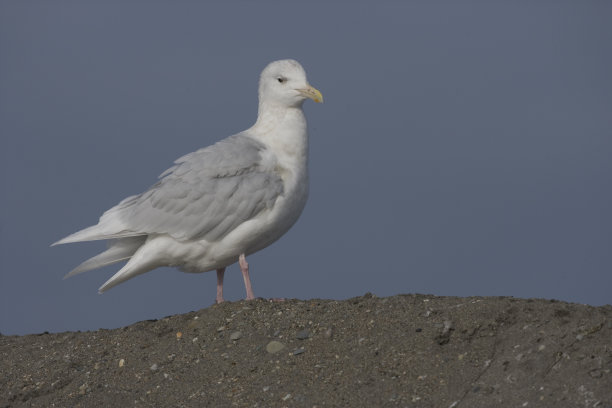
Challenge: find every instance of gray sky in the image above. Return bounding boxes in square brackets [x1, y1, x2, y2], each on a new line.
[1, 1, 611, 335]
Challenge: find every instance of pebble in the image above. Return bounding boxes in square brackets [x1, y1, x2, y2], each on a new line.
[266, 341, 285, 354]
[589, 369, 603, 378]
[324, 328, 334, 339]
[442, 321, 454, 333]
[293, 348, 305, 355]
[118, 359, 125, 367]
[230, 331, 242, 341]
[296, 329, 310, 340]
[78, 383, 88, 395]
[150, 364, 158, 371]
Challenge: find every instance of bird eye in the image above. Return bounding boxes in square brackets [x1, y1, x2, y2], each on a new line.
[277, 77, 286, 84]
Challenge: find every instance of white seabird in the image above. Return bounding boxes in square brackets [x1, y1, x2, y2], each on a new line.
[53, 59, 323, 303]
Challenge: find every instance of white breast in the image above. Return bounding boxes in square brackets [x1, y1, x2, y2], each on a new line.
[177, 106, 310, 272]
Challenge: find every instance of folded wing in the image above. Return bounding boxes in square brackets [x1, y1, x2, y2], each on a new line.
[53, 133, 284, 245]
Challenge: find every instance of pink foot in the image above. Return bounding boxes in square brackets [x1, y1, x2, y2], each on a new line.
[215, 268, 225, 304]
[239, 253, 255, 301]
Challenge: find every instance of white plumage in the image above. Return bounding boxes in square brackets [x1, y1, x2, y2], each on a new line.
[53, 59, 322, 302]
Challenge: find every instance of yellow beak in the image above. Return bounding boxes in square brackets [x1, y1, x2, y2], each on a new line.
[298, 85, 324, 103]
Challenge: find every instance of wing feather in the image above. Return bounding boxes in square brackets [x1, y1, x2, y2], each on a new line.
[109, 133, 284, 242]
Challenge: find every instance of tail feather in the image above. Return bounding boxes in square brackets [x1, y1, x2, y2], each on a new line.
[52, 195, 142, 246]
[52, 225, 144, 246]
[98, 264, 143, 293]
[64, 236, 147, 279]
[97, 235, 170, 293]
[98, 245, 159, 293]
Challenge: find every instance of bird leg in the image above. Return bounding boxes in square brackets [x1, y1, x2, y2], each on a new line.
[239, 253, 255, 300]
[215, 268, 225, 304]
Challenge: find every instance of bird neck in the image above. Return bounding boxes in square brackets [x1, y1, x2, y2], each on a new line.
[250, 102, 309, 163]
[252, 100, 307, 136]
[253, 99, 304, 130]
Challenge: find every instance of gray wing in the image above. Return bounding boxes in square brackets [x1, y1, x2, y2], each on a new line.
[113, 133, 284, 242]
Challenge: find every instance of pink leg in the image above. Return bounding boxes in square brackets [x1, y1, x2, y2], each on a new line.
[239, 253, 255, 300]
[215, 268, 225, 304]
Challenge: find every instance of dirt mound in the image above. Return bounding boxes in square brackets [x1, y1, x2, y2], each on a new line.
[2, 294, 611, 407]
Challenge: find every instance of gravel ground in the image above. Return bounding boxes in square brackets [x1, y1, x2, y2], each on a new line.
[2, 294, 611, 407]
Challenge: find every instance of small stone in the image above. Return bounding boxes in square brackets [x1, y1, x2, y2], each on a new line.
[176, 332, 182, 339]
[293, 348, 305, 355]
[263, 386, 270, 392]
[217, 326, 226, 332]
[150, 364, 158, 371]
[266, 341, 285, 354]
[230, 331, 242, 341]
[118, 359, 125, 367]
[324, 328, 333, 339]
[435, 321, 455, 345]
[589, 369, 603, 378]
[282, 393, 292, 401]
[296, 329, 310, 340]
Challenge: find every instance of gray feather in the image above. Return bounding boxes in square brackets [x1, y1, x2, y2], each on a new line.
[63, 236, 146, 278]
[111, 133, 284, 242]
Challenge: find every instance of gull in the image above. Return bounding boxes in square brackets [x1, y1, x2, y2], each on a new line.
[53, 59, 322, 303]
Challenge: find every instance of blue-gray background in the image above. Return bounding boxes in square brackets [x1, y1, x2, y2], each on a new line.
[1, 1, 611, 335]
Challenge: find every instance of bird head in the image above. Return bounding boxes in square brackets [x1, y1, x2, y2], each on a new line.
[258, 59, 323, 108]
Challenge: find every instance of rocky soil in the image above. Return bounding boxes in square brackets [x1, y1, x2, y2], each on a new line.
[1, 294, 611, 407]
